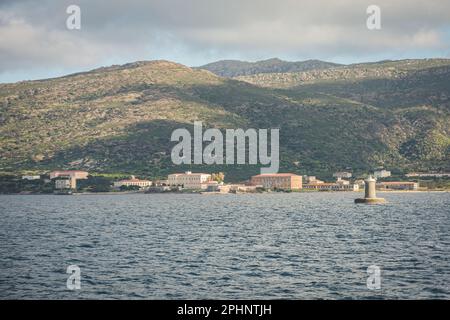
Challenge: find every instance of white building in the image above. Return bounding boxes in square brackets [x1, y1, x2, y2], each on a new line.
[336, 177, 350, 185]
[333, 171, 352, 179]
[168, 171, 211, 190]
[405, 172, 450, 178]
[113, 176, 152, 189]
[303, 176, 324, 184]
[374, 169, 391, 179]
[22, 175, 40, 180]
[55, 178, 74, 190]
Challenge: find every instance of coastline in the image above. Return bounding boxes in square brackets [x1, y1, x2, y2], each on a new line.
[1, 189, 449, 196]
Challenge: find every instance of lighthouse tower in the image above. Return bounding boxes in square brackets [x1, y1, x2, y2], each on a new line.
[355, 175, 386, 204]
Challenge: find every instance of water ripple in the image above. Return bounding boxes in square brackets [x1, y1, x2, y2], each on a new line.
[0, 192, 449, 299]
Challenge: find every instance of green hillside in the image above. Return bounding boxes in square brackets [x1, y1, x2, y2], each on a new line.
[0, 59, 449, 181]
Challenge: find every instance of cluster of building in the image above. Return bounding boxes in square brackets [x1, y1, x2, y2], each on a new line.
[109, 171, 305, 193]
[20, 167, 428, 193]
[164, 171, 258, 193]
[21, 170, 90, 192]
[160, 171, 417, 192]
[156, 171, 358, 192]
[303, 170, 417, 191]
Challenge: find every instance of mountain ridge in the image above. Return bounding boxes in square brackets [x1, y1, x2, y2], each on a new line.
[233, 58, 450, 87]
[196, 58, 341, 77]
[0, 58, 449, 180]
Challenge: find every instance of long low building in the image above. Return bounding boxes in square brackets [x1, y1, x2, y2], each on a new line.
[22, 175, 41, 180]
[405, 172, 450, 178]
[303, 182, 359, 191]
[251, 173, 302, 190]
[303, 177, 359, 191]
[377, 181, 419, 190]
[113, 176, 152, 189]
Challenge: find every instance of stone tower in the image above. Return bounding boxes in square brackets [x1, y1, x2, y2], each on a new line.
[355, 175, 385, 204]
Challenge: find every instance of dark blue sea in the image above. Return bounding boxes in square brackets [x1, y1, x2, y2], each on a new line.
[0, 192, 449, 299]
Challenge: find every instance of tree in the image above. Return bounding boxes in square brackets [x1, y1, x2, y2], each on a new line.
[211, 172, 225, 183]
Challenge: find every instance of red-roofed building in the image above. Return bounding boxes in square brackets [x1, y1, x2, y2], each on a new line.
[251, 173, 302, 190]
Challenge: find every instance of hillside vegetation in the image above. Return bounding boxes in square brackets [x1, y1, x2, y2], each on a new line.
[0, 58, 449, 180]
[197, 58, 340, 77]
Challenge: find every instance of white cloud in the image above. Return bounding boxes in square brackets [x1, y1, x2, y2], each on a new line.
[0, 0, 449, 81]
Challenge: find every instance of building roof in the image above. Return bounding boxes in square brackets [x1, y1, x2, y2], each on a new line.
[169, 172, 210, 176]
[378, 181, 416, 185]
[119, 178, 151, 183]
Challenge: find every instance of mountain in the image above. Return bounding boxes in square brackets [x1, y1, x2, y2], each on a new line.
[234, 58, 450, 88]
[0, 59, 449, 180]
[197, 58, 341, 77]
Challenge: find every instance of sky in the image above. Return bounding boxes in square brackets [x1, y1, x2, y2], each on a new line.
[0, 0, 449, 83]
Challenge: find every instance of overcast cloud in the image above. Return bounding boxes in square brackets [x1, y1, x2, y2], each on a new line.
[0, 0, 449, 82]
